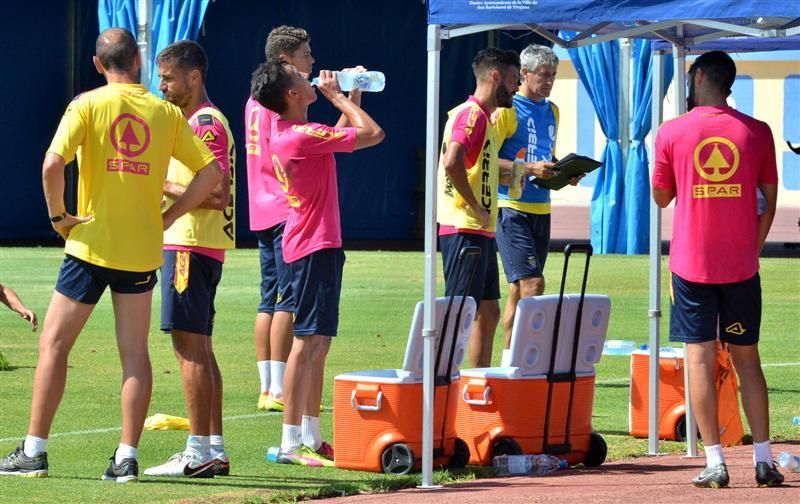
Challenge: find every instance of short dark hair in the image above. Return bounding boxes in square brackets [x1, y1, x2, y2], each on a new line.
[96, 28, 138, 73]
[156, 40, 208, 82]
[265, 26, 310, 60]
[251, 58, 295, 114]
[472, 47, 520, 79]
[689, 50, 737, 95]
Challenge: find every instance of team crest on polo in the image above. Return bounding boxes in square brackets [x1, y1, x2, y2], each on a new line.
[692, 137, 741, 199]
[107, 113, 151, 175]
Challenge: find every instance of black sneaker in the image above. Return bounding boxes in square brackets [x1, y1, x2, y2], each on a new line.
[102, 450, 138, 483]
[0, 445, 48, 478]
[692, 463, 729, 488]
[755, 462, 784, 487]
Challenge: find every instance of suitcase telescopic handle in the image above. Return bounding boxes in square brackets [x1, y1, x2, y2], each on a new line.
[350, 390, 383, 412]
[564, 242, 593, 258]
[461, 384, 492, 406]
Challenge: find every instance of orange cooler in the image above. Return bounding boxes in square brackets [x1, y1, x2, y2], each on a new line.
[629, 345, 744, 446]
[455, 368, 599, 466]
[333, 296, 475, 473]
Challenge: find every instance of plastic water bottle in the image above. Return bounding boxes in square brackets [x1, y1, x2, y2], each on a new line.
[777, 452, 800, 472]
[602, 340, 637, 356]
[507, 148, 527, 200]
[312, 71, 385, 92]
[492, 454, 567, 476]
[792, 415, 799, 426]
[266, 446, 281, 462]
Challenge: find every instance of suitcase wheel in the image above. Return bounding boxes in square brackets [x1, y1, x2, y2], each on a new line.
[449, 438, 470, 469]
[583, 432, 607, 467]
[490, 437, 522, 459]
[381, 443, 415, 475]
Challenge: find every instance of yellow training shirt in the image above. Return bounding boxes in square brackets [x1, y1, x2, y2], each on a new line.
[47, 83, 216, 272]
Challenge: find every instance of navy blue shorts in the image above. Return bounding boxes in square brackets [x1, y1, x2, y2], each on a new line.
[289, 248, 345, 337]
[439, 232, 500, 305]
[495, 208, 550, 284]
[160, 250, 222, 336]
[256, 223, 294, 314]
[55, 254, 157, 305]
[669, 272, 761, 346]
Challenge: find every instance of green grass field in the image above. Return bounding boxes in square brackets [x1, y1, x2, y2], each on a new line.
[0, 247, 797, 503]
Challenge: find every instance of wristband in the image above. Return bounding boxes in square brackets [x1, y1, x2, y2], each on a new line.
[49, 212, 67, 223]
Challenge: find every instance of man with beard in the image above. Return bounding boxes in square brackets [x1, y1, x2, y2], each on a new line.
[437, 47, 520, 367]
[143, 40, 235, 479]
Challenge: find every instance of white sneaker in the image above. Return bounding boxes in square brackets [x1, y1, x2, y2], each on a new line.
[143, 452, 215, 478]
[211, 452, 230, 476]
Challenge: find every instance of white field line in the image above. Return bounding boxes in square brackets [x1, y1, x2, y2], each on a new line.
[2, 361, 798, 443]
[0, 411, 282, 444]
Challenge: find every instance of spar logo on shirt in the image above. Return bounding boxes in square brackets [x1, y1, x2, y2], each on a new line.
[107, 113, 151, 175]
[692, 137, 741, 198]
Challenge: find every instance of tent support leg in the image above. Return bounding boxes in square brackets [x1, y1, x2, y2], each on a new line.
[647, 50, 665, 457]
[420, 23, 442, 490]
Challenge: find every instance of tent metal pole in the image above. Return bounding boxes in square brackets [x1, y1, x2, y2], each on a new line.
[137, 0, 152, 87]
[647, 49, 665, 456]
[419, 23, 442, 490]
[672, 34, 699, 458]
[619, 38, 631, 176]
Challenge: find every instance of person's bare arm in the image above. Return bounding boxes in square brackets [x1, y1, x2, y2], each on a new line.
[0, 284, 38, 331]
[42, 152, 92, 239]
[443, 142, 490, 229]
[163, 169, 230, 211]
[652, 187, 676, 208]
[162, 161, 223, 230]
[757, 183, 777, 251]
[317, 70, 384, 150]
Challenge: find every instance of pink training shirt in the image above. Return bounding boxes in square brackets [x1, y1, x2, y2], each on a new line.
[652, 105, 778, 284]
[164, 101, 231, 263]
[439, 96, 494, 238]
[245, 97, 291, 231]
[270, 119, 357, 263]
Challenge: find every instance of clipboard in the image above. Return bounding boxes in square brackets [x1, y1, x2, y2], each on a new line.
[532, 153, 601, 190]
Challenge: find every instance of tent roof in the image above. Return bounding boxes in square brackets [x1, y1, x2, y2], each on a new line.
[651, 35, 800, 53]
[427, 1, 799, 47]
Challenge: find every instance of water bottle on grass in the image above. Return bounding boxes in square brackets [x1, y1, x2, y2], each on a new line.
[493, 454, 567, 476]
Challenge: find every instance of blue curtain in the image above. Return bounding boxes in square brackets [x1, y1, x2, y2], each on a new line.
[98, 0, 210, 93]
[98, 0, 137, 33]
[564, 32, 623, 254]
[620, 40, 673, 254]
[147, 0, 211, 92]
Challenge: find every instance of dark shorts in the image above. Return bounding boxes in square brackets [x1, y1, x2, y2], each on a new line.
[669, 272, 761, 345]
[55, 254, 157, 305]
[495, 208, 550, 284]
[289, 248, 345, 337]
[439, 232, 500, 305]
[256, 223, 294, 314]
[160, 250, 222, 336]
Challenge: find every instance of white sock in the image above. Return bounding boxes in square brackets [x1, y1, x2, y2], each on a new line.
[186, 435, 211, 461]
[281, 424, 302, 452]
[23, 435, 47, 457]
[258, 360, 271, 394]
[753, 440, 773, 465]
[210, 435, 225, 457]
[269, 361, 287, 398]
[704, 444, 724, 467]
[115, 443, 137, 464]
[302, 415, 322, 450]
[501, 348, 512, 366]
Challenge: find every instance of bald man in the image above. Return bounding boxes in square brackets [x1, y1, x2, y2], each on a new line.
[0, 28, 221, 482]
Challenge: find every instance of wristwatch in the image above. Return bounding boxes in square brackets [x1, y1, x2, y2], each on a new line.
[49, 212, 67, 223]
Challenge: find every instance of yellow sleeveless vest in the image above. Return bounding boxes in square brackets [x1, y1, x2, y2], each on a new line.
[437, 101, 499, 232]
[164, 106, 236, 249]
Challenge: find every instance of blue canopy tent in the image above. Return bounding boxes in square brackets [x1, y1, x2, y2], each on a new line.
[421, 1, 800, 487]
